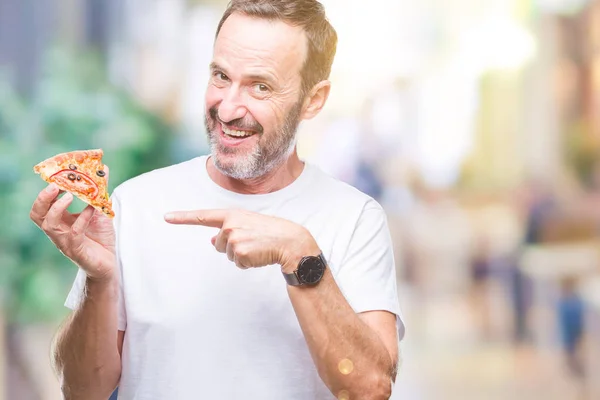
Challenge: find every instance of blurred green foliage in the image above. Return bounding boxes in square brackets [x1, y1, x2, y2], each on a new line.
[0, 46, 173, 324]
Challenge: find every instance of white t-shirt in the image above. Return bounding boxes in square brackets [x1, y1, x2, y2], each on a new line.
[65, 156, 404, 400]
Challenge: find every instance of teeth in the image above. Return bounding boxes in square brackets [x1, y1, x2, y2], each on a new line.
[222, 125, 254, 137]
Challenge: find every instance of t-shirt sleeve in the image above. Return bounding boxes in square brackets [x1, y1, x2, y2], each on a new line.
[334, 199, 405, 340]
[63, 192, 127, 331]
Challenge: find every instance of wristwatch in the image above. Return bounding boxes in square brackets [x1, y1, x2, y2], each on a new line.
[283, 252, 327, 286]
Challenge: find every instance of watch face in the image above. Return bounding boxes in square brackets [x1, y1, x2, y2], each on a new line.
[297, 256, 326, 285]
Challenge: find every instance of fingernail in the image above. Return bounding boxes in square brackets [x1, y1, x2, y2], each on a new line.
[164, 213, 174, 221]
[62, 192, 73, 202]
[46, 183, 57, 193]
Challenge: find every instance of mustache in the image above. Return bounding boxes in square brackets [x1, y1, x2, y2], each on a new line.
[208, 107, 264, 134]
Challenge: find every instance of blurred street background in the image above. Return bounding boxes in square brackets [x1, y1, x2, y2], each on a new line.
[1, 0, 600, 399]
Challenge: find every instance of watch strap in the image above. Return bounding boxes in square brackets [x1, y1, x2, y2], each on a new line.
[283, 270, 302, 286]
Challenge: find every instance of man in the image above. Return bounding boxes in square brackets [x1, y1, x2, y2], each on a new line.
[29, 1, 404, 399]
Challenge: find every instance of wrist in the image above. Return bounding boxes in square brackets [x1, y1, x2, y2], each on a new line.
[82, 260, 117, 283]
[280, 231, 320, 274]
[84, 266, 117, 288]
[84, 273, 119, 302]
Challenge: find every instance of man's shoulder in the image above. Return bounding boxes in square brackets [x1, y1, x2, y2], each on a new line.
[309, 163, 379, 209]
[112, 156, 204, 199]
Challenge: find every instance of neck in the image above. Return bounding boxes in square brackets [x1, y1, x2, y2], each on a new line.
[206, 151, 305, 195]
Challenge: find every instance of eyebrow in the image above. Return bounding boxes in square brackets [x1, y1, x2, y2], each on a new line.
[209, 62, 224, 72]
[209, 62, 277, 85]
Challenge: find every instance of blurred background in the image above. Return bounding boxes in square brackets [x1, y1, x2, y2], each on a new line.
[1, 0, 600, 399]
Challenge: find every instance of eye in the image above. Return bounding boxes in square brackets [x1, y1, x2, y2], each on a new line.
[213, 71, 229, 82]
[253, 83, 270, 94]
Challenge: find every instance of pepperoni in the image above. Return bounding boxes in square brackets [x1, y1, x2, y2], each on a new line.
[49, 169, 99, 199]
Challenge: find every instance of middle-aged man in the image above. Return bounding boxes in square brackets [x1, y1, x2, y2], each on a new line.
[30, 0, 405, 399]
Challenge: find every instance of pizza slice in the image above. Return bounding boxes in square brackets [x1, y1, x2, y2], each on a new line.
[33, 149, 115, 218]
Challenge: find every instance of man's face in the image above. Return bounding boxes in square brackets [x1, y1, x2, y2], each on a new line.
[205, 13, 308, 180]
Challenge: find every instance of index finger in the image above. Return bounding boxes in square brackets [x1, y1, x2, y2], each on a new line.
[164, 209, 228, 228]
[30, 183, 61, 224]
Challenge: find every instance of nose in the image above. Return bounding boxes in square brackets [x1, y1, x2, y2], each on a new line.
[217, 86, 247, 123]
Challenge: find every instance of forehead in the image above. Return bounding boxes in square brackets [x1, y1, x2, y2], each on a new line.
[214, 13, 307, 81]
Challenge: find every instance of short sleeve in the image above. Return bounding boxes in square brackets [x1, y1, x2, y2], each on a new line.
[63, 192, 127, 331]
[335, 200, 405, 340]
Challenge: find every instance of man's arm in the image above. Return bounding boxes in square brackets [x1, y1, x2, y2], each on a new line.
[164, 206, 401, 398]
[29, 180, 125, 399]
[52, 276, 123, 400]
[287, 267, 398, 400]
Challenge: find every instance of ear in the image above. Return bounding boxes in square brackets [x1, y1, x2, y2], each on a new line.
[301, 80, 331, 120]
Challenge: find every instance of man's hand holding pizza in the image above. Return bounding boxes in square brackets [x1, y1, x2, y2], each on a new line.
[30, 165, 116, 282]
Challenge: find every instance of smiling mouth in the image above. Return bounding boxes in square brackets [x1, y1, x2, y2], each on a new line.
[221, 124, 257, 138]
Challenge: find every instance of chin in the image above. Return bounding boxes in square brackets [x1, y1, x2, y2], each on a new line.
[212, 152, 263, 180]
[209, 138, 297, 181]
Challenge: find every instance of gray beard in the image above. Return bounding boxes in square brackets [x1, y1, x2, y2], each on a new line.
[209, 134, 297, 180]
[205, 100, 303, 180]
